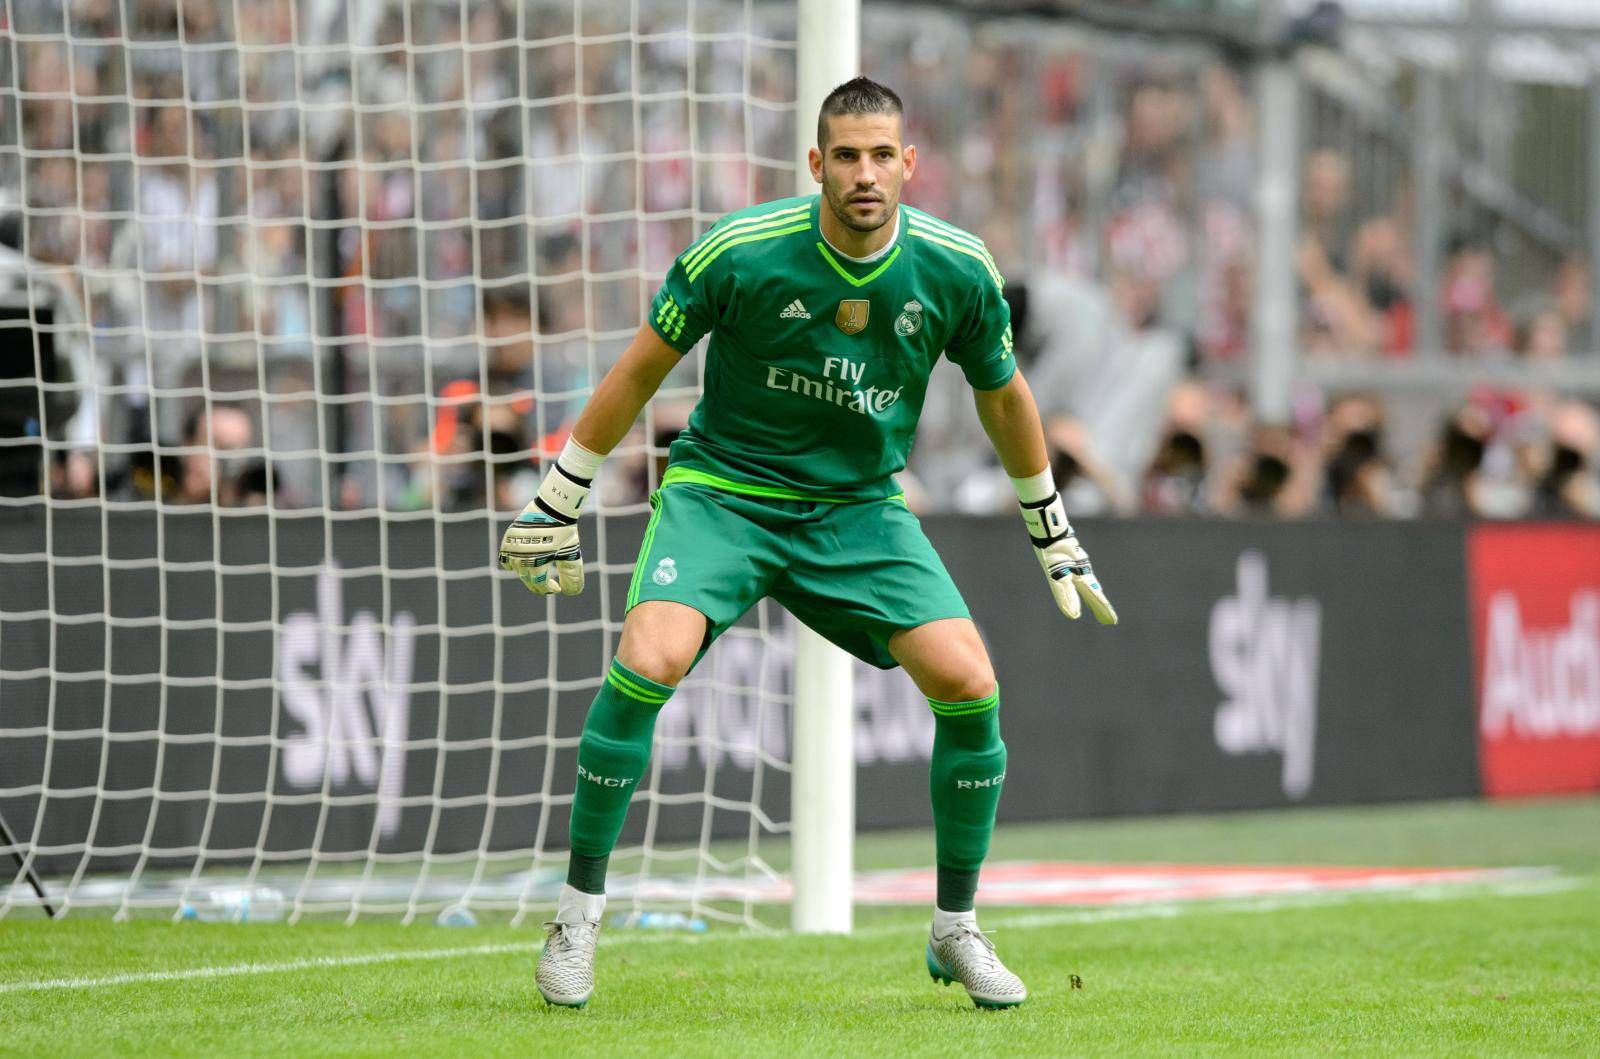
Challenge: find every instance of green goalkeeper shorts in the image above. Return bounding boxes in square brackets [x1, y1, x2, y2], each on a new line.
[626, 479, 971, 670]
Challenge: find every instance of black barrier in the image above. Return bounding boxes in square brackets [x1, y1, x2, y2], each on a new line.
[0, 508, 1480, 872]
[948, 517, 1481, 822]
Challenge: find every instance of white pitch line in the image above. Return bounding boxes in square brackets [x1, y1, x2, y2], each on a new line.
[0, 941, 538, 995]
[2, 875, 1582, 996]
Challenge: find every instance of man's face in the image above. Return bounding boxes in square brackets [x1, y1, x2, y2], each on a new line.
[810, 112, 915, 233]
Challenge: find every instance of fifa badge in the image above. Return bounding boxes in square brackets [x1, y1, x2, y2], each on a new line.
[894, 299, 923, 337]
[834, 299, 870, 335]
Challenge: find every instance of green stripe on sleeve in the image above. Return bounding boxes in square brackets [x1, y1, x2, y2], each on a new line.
[904, 208, 1002, 269]
[680, 203, 812, 273]
[686, 223, 811, 282]
[907, 226, 1005, 290]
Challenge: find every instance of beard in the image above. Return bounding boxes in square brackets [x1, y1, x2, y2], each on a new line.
[823, 179, 895, 233]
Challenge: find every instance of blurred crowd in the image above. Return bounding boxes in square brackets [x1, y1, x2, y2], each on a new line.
[906, 272, 1600, 521]
[3, 0, 1598, 519]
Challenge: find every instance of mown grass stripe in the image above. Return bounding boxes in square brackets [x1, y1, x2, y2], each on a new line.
[2, 875, 1579, 998]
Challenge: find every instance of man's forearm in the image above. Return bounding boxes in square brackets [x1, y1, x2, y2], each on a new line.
[972, 372, 1050, 479]
[977, 372, 1119, 624]
[567, 324, 685, 456]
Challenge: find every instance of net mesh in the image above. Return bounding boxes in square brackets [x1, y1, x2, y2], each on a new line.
[0, 0, 816, 926]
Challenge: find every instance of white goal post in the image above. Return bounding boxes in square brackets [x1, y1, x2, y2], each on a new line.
[789, 0, 858, 936]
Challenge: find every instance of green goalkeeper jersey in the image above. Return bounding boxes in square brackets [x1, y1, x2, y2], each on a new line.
[647, 194, 1014, 502]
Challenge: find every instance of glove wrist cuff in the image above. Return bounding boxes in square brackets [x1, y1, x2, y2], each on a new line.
[1019, 492, 1072, 547]
[534, 463, 589, 524]
[556, 436, 605, 480]
[1009, 466, 1057, 505]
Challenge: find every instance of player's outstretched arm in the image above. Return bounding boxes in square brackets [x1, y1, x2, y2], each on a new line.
[499, 324, 683, 595]
[972, 372, 1118, 625]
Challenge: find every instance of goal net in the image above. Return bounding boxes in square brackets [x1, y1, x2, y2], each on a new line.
[0, 0, 844, 926]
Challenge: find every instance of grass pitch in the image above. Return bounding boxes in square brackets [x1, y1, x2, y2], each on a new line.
[3, 798, 1598, 1057]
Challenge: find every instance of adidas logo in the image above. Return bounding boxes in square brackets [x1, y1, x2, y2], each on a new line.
[779, 299, 811, 320]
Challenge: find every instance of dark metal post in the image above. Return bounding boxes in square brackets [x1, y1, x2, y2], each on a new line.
[318, 138, 349, 504]
[0, 810, 56, 918]
[1251, 0, 1300, 425]
[1413, 71, 1446, 360]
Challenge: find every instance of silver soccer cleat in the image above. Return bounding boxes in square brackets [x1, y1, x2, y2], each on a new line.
[926, 923, 1028, 1009]
[537, 913, 601, 1008]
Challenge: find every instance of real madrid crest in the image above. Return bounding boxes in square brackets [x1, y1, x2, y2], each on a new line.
[894, 299, 923, 337]
[834, 299, 870, 335]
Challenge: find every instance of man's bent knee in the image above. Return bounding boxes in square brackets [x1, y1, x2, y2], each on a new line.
[888, 618, 997, 704]
[926, 670, 999, 706]
[616, 601, 706, 686]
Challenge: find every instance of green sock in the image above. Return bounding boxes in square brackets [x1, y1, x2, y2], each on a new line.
[926, 688, 1005, 914]
[935, 865, 981, 913]
[566, 852, 610, 895]
[566, 659, 675, 895]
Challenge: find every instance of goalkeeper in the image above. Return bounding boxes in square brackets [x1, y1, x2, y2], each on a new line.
[500, 77, 1117, 1012]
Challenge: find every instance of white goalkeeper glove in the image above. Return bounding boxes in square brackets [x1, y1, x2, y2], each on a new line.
[1018, 487, 1118, 625]
[499, 440, 600, 596]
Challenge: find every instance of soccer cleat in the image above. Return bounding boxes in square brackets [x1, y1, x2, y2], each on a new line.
[925, 923, 1028, 1009]
[536, 913, 601, 1008]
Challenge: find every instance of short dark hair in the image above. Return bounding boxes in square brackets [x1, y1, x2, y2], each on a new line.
[817, 76, 903, 147]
